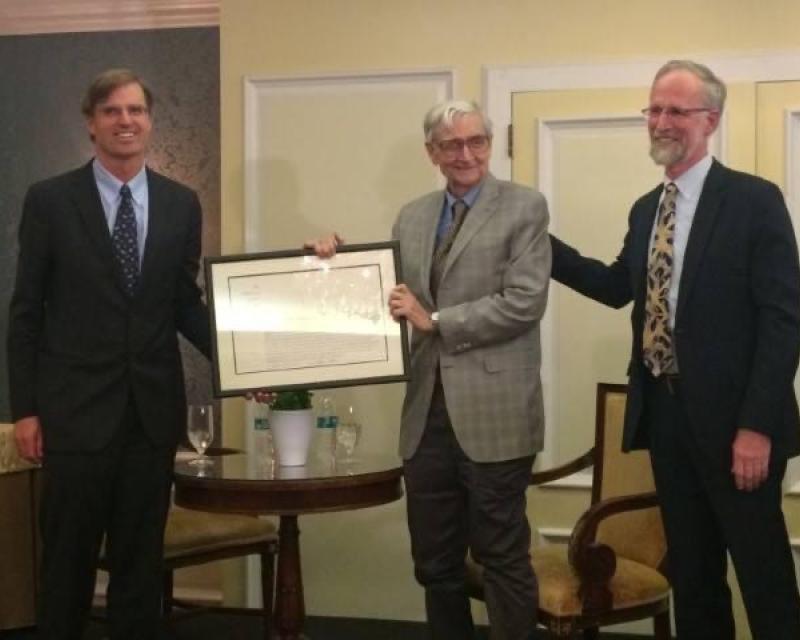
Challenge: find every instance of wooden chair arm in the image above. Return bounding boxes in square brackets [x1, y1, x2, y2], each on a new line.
[530, 448, 595, 486]
[566, 491, 660, 614]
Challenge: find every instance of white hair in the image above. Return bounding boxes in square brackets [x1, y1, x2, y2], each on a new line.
[423, 100, 493, 143]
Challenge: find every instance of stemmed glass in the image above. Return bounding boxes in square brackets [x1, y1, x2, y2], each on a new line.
[336, 405, 362, 462]
[187, 404, 214, 466]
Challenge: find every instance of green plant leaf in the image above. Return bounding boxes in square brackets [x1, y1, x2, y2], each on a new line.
[269, 390, 312, 410]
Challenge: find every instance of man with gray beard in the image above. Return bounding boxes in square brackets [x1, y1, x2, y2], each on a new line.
[550, 60, 800, 639]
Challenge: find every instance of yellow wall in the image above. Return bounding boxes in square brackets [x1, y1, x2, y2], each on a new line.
[222, 0, 800, 256]
[220, 0, 800, 632]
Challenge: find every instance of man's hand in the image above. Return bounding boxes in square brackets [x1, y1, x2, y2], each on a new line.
[731, 428, 771, 491]
[303, 233, 343, 259]
[14, 416, 43, 464]
[389, 284, 434, 332]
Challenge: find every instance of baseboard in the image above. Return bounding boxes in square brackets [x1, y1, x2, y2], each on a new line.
[93, 575, 222, 607]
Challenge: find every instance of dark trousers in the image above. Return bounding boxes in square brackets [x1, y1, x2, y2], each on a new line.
[646, 375, 800, 640]
[404, 383, 537, 640]
[38, 399, 175, 640]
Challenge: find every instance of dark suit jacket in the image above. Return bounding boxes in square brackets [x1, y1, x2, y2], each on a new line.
[7, 161, 211, 452]
[551, 159, 800, 462]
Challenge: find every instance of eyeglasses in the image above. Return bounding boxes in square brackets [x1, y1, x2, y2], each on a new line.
[641, 106, 714, 120]
[432, 135, 491, 155]
[98, 105, 149, 118]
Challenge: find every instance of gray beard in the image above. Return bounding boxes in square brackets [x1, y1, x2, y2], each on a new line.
[649, 139, 684, 167]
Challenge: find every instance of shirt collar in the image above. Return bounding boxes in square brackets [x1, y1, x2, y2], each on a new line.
[667, 154, 713, 201]
[445, 181, 483, 210]
[92, 158, 147, 205]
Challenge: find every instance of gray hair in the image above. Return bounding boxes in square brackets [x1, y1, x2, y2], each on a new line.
[653, 60, 727, 113]
[423, 100, 493, 143]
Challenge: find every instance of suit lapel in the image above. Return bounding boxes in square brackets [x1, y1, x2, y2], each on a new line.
[630, 186, 662, 303]
[139, 169, 171, 293]
[675, 160, 726, 321]
[70, 162, 117, 268]
[417, 192, 442, 307]
[441, 175, 499, 279]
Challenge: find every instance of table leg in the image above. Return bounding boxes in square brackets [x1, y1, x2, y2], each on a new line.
[274, 514, 306, 639]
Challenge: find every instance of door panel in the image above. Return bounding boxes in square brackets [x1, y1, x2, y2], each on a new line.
[513, 87, 657, 467]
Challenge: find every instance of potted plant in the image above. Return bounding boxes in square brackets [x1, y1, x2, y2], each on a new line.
[268, 390, 314, 466]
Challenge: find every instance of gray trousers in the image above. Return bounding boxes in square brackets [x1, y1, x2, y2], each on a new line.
[404, 383, 537, 640]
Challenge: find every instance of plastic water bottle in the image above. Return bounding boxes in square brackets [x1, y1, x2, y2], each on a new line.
[252, 400, 273, 463]
[338, 404, 362, 461]
[316, 395, 339, 460]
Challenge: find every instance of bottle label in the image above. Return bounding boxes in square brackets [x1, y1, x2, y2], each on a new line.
[316, 416, 339, 429]
[254, 417, 270, 431]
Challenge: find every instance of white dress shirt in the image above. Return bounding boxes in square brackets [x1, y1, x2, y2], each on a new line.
[648, 153, 714, 332]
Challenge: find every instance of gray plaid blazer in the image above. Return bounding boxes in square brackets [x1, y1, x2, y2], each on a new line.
[392, 174, 551, 462]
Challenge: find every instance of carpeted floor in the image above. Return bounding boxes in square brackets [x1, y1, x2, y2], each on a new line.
[0, 614, 655, 639]
[1, 615, 487, 640]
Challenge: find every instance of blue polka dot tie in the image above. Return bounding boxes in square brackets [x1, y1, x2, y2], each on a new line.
[112, 184, 139, 296]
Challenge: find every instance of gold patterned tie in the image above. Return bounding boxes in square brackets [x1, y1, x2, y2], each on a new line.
[430, 199, 468, 300]
[643, 182, 678, 376]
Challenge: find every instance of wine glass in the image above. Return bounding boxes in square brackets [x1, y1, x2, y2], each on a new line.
[187, 404, 214, 466]
[337, 405, 361, 462]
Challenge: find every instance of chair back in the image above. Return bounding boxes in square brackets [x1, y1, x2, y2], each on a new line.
[592, 384, 667, 571]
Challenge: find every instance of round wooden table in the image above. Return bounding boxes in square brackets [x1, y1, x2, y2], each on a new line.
[173, 453, 403, 639]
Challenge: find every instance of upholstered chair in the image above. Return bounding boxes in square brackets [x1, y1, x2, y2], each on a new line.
[0, 423, 40, 632]
[98, 505, 278, 639]
[466, 383, 671, 639]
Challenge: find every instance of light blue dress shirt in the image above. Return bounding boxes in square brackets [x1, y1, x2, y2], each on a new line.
[93, 159, 149, 265]
[436, 181, 484, 245]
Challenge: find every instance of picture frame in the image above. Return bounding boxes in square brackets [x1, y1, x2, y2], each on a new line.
[205, 241, 410, 396]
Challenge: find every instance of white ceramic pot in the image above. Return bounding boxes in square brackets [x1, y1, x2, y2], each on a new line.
[270, 409, 314, 466]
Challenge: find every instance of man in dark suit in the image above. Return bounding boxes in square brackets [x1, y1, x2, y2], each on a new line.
[7, 69, 210, 640]
[551, 60, 800, 639]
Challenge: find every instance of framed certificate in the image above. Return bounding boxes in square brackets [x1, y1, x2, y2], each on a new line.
[205, 241, 410, 396]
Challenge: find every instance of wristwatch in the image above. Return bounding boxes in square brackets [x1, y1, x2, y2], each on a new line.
[430, 311, 440, 333]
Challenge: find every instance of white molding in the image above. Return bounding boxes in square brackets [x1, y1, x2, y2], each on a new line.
[540, 471, 593, 490]
[94, 574, 221, 605]
[785, 108, 800, 497]
[537, 114, 647, 235]
[0, 0, 219, 35]
[536, 113, 725, 217]
[486, 51, 800, 180]
[533, 115, 636, 470]
[537, 526, 572, 545]
[786, 480, 800, 496]
[786, 109, 800, 214]
[242, 68, 454, 252]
